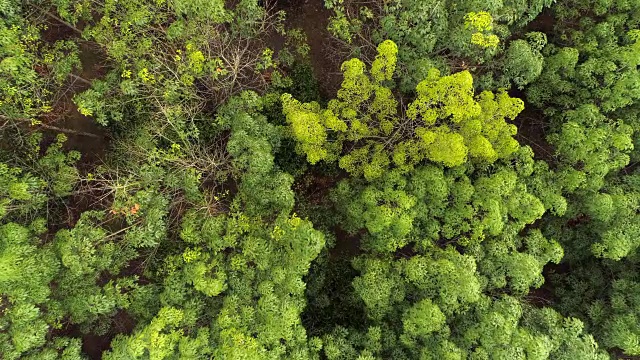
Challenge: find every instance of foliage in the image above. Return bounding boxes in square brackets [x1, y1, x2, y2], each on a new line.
[324, 0, 553, 90]
[3, 0, 640, 358]
[522, 1, 640, 355]
[282, 40, 523, 180]
[0, 222, 59, 359]
[0, 12, 81, 126]
[71, 0, 284, 128]
[103, 204, 326, 358]
[218, 91, 295, 216]
[0, 133, 80, 221]
[0, 161, 46, 219]
[500, 33, 547, 89]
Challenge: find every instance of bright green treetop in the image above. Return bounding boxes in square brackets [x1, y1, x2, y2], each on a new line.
[282, 40, 523, 180]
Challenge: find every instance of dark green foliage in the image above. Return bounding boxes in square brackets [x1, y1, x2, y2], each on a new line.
[0, 222, 59, 358]
[219, 91, 295, 216]
[288, 62, 322, 104]
[551, 258, 640, 356]
[500, 33, 546, 89]
[520, 0, 640, 355]
[325, 0, 552, 91]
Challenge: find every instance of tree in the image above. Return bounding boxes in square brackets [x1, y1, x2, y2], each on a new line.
[522, 2, 640, 355]
[0, 6, 81, 132]
[3, 0, 640, 358]
[324, 0, 553, 91]
[70, 0, 285, 128]
[282, 40, 523, 180]
[0, 222, 60, 359]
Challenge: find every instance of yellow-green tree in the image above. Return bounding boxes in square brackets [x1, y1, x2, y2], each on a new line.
[282, 40, 523, 180]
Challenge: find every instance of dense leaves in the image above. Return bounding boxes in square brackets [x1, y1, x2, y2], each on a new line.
[2, 0, 640, 358]
[282, 41, 523, 179]
[325, 0, 551, 90]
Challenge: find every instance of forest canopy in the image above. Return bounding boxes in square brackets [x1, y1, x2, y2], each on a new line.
[1, 0, 640, 359]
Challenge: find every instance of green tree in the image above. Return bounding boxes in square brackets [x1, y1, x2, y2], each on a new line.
[324, 0, 553, 90]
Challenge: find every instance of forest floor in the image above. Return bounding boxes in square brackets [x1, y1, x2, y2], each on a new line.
[509, 9, 556, 162]
[275, 0, 343, 97]
[41, 21, 108, 168]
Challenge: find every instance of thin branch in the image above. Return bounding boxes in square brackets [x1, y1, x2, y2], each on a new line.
[37, 123, 102, 138]
[42, 10, 83, 34]
[69, 73, 93, 86]
[0, 115, 102, 138]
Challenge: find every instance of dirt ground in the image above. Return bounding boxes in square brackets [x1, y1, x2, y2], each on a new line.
[276, 0, 343, 97]
[41, 21, 109, 169]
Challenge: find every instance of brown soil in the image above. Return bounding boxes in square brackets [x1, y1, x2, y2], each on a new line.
[60, 41, 109, 169]
[40, 21, 110, 170]
[513, 108, 555, 161]
[52, 311, 136, 359]
[276, 0, 343, 97]
[330, 227, 364, 258]
[614, 351, 640, 360]
[525, 283, 555, 307]
[526, 8, 556, 34]
[508, 86, 556, 162]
